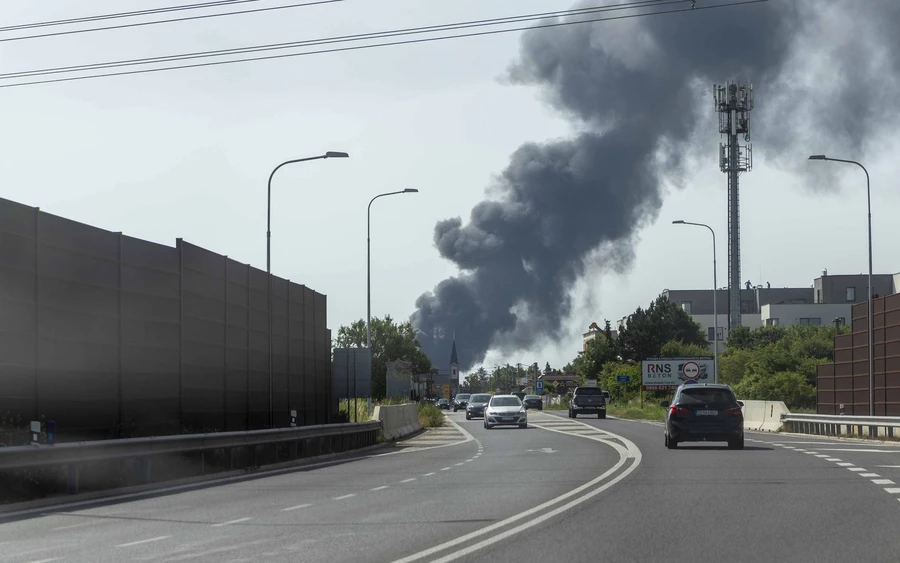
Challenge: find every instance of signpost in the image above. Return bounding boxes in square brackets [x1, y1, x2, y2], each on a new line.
[616, 375, 631, 383]
[535, 380, 544, 394]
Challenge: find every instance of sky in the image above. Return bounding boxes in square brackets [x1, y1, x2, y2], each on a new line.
[2, 0, 900, 381]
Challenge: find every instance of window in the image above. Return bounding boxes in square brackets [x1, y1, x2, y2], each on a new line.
[846, 287, 856, 301]
[836, 317, 846, 327]
[681, 302, 692, 314]
[717, 327, 724, 341]
[708, 327, 715, 341]
[799, 318, 822, 326]
[816, 289, 821, 303]
[766, 318, 779, 326]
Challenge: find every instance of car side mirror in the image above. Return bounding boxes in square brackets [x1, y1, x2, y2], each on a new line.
[737, 401, 744, 407]
[660, 401, 670, 408]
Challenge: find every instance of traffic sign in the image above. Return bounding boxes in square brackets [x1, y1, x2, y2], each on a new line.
[616, 374, 631, 383]
[681, 361, 701, 382]
[535, 380, 544, 393]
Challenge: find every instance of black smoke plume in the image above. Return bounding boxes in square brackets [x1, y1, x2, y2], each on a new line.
[412, 0, 900, 370]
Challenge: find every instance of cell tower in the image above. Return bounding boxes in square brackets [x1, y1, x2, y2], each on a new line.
[714, 81, 753, 330]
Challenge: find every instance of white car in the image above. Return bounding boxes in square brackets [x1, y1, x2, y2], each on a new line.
[484, 395, 527, 429]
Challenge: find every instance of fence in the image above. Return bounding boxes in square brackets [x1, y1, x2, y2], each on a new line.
[781, 413, 900, 439]
[0, 196, 332, 440]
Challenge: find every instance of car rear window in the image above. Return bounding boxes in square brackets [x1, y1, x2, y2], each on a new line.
[524, 395, 540, 400]
[575, 388, 604, 395]
[470, 394, 491, 402]
[456, 394, 470, 400]
[491, 397, 521, 407]
[678, 388, 735, 405]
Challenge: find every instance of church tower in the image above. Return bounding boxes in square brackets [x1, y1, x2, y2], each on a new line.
[449, 334, 460, 387]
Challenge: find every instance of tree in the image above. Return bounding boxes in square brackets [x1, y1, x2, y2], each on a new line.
[578, 336, 618, 381]
[461, 367, 490, 393]
[616, 295, 707, 362]
[544, 362, 552, 375]
[334, 315, 433, 399]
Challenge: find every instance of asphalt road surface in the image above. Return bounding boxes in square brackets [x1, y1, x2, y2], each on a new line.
[1, 410, 899, 563]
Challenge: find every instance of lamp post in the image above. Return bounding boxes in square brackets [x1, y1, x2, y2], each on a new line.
[809, 154, 874, 416]
[672, 220, 718, 384]
[266, 151, 348, 428]
[367, 188, 418, 385]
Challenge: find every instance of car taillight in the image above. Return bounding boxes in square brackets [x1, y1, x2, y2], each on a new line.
[670, 405, 690, 415]
[724, 406, 742, 416]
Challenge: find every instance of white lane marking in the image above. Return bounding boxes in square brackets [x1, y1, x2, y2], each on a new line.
[423, 472, 436, 477]
[795, 449, 806, 452]
[860, 473, 880, 477]
[815, 455, 829, 458]
[24, 559, 59, 563]
[212, 517, 251, 527]
[467, 459, 475, 462]
[771, 443, 783, 446]
[117, 536, 170, 547]
[163, 539, 268, 560]
[400, 478, 417, 483]
[872, 479, 896, 485]
[804, 451, 818, 455]
[454, 463, 464, 466]
[372, 417, 475, 458]
[334, 494, 356, 500]
[826, 458, 842, 462]
[847, 468, 867, 472]
[394, 425, 641, 563]
[875, 465, 900, 468]
[836, 462, 854, 467]
[282, 503, 312, 511]
[885, 488, 900, 494]
[371, 486, 390, 491]
[440, 467, 451, 471]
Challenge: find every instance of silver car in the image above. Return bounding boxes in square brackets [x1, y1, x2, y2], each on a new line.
[484, 395, 527, 429]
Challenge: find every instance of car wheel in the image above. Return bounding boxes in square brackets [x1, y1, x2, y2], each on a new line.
[466, 413, 471, 420]
[571, 412, 577, 418]
[666, 433, 678, 449]
[484, 422, 492, 429]
[728, 435, 744, 450]
[598, 412, 606, 419]
[519, 423, 527, 429]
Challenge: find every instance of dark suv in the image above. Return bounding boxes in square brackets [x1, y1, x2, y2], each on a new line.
[569, 387, 606, 419]
[452, 394, 471, 412]
[661, 383, 744, 450]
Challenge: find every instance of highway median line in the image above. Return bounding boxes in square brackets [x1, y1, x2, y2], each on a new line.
[391, 421, 642, 563]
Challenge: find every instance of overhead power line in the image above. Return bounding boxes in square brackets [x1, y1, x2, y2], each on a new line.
[0, 0, 769, 89]
[0, 0, 259, 32]
[0, 0, 345, 43]
[0, 0, 681, 80]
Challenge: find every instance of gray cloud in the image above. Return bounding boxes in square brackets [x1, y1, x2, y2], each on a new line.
[412, 0, 900, 369]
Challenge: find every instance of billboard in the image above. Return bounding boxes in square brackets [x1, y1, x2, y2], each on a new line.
[641, 357, 714, 390]
[332, 348, 372, 399]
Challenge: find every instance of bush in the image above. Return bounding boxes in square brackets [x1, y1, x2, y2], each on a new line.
[417, 404, 444, 428]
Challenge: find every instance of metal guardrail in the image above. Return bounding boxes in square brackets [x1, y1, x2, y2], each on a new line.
[780, 413, 900, 438]
[0, 421, 381, 495]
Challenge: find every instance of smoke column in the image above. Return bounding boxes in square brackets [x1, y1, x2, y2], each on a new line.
[411, 0, 900, 369]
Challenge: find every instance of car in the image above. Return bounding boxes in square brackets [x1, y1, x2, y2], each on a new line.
[484, 395, 527, 429]
[452, 393, 471, 412]
[522, 394, 543, 410]
[569, 386, 606, 419]
[465, 393, 492, 420]
[661, 383, 744, 450]
[437, 398, 450, 410]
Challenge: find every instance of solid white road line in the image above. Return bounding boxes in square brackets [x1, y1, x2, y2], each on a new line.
[116, 536, 170, 547]
[212, 517, 251, 527]
[392, 423, 641, 563]
[281, 503, 312, 511]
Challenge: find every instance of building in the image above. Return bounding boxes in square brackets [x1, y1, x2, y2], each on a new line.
[582, 321, 618, 352]
[658, 271, 899, 352]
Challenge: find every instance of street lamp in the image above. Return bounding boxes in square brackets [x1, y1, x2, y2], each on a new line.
[672, 220, 719, 384]
[809, 154, 874, 416]
[367, 188, 418, 373]
[266, 151, 348, 427]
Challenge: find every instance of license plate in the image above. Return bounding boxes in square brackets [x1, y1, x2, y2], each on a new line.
[502, 417, 513, 421]
[696, 410, 718, 416]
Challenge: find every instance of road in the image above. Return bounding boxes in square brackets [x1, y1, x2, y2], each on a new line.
[0, 410, 899, 562]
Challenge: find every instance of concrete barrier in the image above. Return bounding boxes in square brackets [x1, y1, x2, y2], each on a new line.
[372, 403, 423, 441]
[739, 400, 789, 432]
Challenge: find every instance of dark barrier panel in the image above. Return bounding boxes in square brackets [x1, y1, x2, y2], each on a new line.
[0, 197, 331, 441]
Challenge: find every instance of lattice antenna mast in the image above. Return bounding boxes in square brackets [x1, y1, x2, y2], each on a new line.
[714, 81, 753, 330]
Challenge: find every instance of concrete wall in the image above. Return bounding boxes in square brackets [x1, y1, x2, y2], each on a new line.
[761, 303, 853, 327]
[372, 403, 422, 440]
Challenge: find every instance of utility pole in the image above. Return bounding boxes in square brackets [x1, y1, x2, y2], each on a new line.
[714, 82, 753, 331]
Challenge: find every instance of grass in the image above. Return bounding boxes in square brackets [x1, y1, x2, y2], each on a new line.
[417, 404, 444, 428]
[606, 400, 667, 422]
